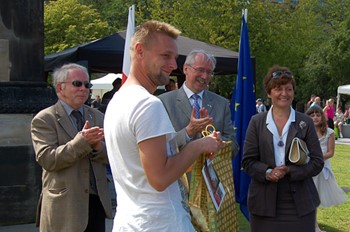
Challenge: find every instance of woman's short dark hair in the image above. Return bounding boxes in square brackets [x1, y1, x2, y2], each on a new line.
[263, 65, 296, 94]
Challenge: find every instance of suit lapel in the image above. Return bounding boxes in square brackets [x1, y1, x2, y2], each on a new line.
[285, 116, 299, 153]
[84, 106, 94, 127]
[176, 87, 193, 120]
[263, 114, 276, 163]
[202, 90, 214, 115]
[55, 102, 78, 138]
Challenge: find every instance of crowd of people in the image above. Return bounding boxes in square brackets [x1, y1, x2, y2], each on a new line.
[30, 19, 348, 232]
[305, 94, 350, 138]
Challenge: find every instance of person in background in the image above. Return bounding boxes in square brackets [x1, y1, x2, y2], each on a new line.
[334, 106, 344, 138]
[306, 106, 348, 232]
[263, 99, 270, 111]
[256, 98, 267, 113]
[102, 78, 121, 105]
[343, 105, 350, 123]
[91, 95, 101, 108]
[104, 20, 225, 231]
[323, 98, 335, 129]
[153, 87, 167, 96]
[31, 63, 112, 232]
[337, 105, 350, 138]
[310, 96, 321, 108]
[242, 65, 324, 232]
[99, 78, 122, 113]
[165, 78, 177, 92]
[307, 94, 316, 108]
[158, 49, 239, 181]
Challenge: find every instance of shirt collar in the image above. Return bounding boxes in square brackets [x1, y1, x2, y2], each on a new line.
[182, 81, 204, 99]
[59, 99, 84, 116]
[266, 105, 296, 125]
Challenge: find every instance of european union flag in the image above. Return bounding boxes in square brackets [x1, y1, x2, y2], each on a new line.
[230, 13, 256, 221]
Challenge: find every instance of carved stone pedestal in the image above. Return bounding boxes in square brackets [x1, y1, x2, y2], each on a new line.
[0, 83, 57, 225]
[0, 0, 58, 225]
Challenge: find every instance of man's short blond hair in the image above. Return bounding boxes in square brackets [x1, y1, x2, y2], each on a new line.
[130, 20, 181, 57]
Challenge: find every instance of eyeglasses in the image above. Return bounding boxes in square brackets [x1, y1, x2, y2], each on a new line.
[62, 80, 93, 89]
[187, 64, 214, 77]
[271, 71, 294, 79]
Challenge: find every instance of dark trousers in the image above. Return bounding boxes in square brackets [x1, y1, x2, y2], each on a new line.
[328, 118, 334, 129]
[85, 194, 106, 232]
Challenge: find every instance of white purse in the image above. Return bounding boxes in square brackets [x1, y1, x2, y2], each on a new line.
[288, 137, 310, 165]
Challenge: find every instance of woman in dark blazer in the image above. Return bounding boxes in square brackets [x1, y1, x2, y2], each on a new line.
[242, 65, 324, 232]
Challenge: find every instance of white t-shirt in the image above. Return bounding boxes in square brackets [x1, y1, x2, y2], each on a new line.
[104, 85, 194, 232]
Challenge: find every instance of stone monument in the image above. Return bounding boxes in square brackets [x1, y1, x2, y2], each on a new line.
[0, 1, 57, 225]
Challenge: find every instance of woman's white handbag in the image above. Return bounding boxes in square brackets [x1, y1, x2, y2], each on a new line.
[288, 137, 310, 165]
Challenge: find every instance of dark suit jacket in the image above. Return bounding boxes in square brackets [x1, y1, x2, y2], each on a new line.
[31, 101, 112, 232]
[242, 111, 324, 217]
[159, 86, 239, 155]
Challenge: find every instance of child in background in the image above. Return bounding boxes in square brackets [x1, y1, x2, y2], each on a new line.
[333, 106, 344, 138]
[306, 106, 348, 232]
[323, 98, 335, 129]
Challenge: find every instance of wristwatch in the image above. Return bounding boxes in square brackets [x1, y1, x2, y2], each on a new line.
[265, 168, 273, 180]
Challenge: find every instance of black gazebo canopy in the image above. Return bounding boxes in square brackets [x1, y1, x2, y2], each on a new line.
[45, 30, 242, 77]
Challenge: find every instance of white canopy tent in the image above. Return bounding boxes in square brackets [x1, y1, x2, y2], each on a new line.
[336, 84, 350, 109]
[91, 73, 122, 98]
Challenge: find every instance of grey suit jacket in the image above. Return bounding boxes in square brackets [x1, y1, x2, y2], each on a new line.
[242, 111, 324, 217]
[31, 101, 112, 232]
[159, 86, 239, 155]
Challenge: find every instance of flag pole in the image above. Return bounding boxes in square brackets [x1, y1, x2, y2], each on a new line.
[243, 9, 248, 22]
[230, 8, 256, 221]
[121, 5, 135, 85]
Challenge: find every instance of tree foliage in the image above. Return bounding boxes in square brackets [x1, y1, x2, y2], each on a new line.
[300, 0, 350, 104]
[44, 0, 109, 55]
[44, 0, 350, 104]
[77, 0, 134, 32]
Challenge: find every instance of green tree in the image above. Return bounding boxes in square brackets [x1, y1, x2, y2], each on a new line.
[77, 0, 135, 32]
[300, 0, 350, 103]
[44, 0, 350, 103]
[303, 13, 350, 103]
[44, 0, 109, 55]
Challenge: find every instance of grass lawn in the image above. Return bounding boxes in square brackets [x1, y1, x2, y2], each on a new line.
[236, 144, 350, 232]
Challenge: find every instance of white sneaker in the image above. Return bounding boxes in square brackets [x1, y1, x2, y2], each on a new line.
[340, 132, 343, 138]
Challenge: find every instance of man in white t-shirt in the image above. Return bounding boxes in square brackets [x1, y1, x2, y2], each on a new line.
[104, 20, 225, 231]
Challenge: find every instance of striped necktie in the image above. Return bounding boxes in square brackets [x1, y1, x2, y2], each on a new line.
[192, 94, 201, 119]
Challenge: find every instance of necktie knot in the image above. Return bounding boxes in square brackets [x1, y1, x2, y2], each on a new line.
[192, 94, 201, 119]
[71, 110, 84, 131]
[192, 94, 200, 101]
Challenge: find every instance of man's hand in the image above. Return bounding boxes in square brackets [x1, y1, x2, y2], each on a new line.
[185, 108, 213, 138]
[205, 131, 225, 159]
[81, 121, 104, 150]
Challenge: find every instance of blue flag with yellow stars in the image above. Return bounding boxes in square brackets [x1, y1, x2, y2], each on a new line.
[229, 13, 256, 221]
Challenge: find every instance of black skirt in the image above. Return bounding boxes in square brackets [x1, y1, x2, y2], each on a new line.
[250, 178, 316, 232]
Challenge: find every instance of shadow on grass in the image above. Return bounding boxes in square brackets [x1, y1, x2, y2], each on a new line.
[319, 223, 346, 232]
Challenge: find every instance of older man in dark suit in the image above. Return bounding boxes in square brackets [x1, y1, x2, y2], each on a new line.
[31, 63, 112, 232]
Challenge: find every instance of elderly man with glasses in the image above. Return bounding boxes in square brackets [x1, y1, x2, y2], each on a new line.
[31, 63, 112, 232]
[159, 49, 239, 179]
